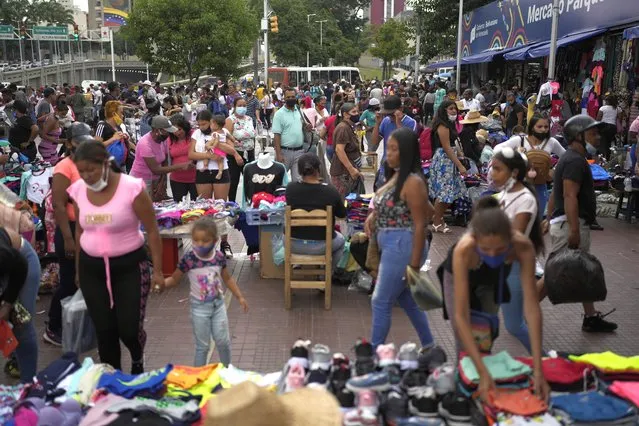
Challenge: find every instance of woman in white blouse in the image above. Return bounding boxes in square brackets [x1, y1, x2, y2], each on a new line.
[596, 94, 620, 160]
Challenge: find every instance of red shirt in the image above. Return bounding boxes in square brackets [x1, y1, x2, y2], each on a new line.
[325, 115, 337, 146]
[168, 131, 196, 183]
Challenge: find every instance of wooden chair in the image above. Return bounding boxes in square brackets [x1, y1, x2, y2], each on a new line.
[284, 205, 333, 310]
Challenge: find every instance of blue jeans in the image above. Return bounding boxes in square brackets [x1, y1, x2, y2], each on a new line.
[290, 232, 345, 271]
[191, 297, 231, 367]
[371, 228, 434, 348]
[15, 240, 40, 383]
[535, 184, 548, 219]
[500, 261, 532, 353]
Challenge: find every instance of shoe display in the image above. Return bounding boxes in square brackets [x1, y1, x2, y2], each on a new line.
[285, 364, 305, 392]
[310, 343, 332, 372]
[288, 339, 311, 370]
[401, 369, 429, 395]
[398, 342, 419, 371]
[396, 417, 445, 426]
[427, 365, 456, 396]
[343, 408, 379, 426]
[354, 339, 376, 376]
[358, 390, 379, 415]
[408, 386, 439, 418]
[418, 346, 447, 373]
[43, 326, 62, 347]
[377, 343, 397, 368]
[330, 364, 352, 394]
[335, 387, 356, 408]
[582, 310, 618, 333]
[220, 241, 234, 259]
[347, 365, 402, 392]
[380, 386, 409, 424]
[306, 369, 329, 388]
[438, 392, 472, 426]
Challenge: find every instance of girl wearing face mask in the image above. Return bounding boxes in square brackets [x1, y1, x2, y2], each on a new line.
[495, 115, 565, 218]
[429, 99, 468, 233]
[490, 148, 544, 353]
[95, 101, 129, 170]
[330, 103, 362, 197]
[440, 196, 549, 405]
[68, 141, 164, 374]
[225, 97, 256, 202]
[38, 100, 69, 165]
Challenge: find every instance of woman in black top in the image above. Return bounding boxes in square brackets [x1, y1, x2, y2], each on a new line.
[286, 153, 346, 271]
[439, 197, 548, 403]
[0, 226, 40, 383]
[8, 100, 38, 162]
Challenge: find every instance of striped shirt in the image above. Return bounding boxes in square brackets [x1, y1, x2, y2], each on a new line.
[245, 96, 260, 125]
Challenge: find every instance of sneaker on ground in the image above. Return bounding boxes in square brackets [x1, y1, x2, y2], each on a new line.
[438, 392, 472, 426]
[408, 386, 439, 418]
[354, 339, 376, 376]
[401, 369, 429, 395]
[285, 364, 305, 392]
[380, 386, 409, 424]
[377, 343, 397, 368]
[343, 408, 379, 426]
[220, 241, 234, 259]
[288, 339, 311, 370]
[335, 387, 356, 408]
[398, 342, 419, 371]
[43, 327, 62, 347]
[418, 346, 447, 373]
[427, 365, 456, 396]
[347, 365, 402, 392]
[582, 310, 618, 333]
[306, 369, 329, 388]
[310, 343, 332, 372]
[396, 417, 445, 425]
[358, 390, 379, 415]
[330, 363, 352, 395]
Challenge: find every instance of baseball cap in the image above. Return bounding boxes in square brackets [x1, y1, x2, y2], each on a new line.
[43, 87, 55, 97]
[68, 122, 94, 143]
[381, 95, 402, 114]
[368, 98, 380, 106]
[142, 80, 153, 86]
[151, 116, 178, 133]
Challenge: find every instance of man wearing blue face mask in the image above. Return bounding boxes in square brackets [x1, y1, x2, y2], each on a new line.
[243, 86, 261, 129]
[540, 115, 617, 333]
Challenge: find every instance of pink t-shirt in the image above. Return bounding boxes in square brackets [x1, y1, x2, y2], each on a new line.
[67, 174, 146, 258]
[630, 117, 639, 135]
[129, 132, 167, 181]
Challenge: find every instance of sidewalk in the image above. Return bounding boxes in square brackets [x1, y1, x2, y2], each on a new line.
[23, 215, 639, 380]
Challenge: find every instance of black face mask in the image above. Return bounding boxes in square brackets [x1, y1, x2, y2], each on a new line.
[531, 130, 550, 140]
[285, 99, 297, 108]
[202, 127, 212, 135]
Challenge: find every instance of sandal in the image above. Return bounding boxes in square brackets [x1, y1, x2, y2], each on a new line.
[432, 224, 452, 233]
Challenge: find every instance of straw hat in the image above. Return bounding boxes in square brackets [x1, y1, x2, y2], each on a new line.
[476, 129, 489, 143]
[455, 100, 467, 111]
[460, 110, 488, 124]
[204, 381, 342, 426]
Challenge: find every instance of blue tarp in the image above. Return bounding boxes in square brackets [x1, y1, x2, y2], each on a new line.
[527, 28, 607, 59]
[624, 25, 639, 40]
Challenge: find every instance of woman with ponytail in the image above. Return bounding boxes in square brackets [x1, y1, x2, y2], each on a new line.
[439, 195, 549, 404]
[490, 148, 544, 353]
[68, 141, 164, 374]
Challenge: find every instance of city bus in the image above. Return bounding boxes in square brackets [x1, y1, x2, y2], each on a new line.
[268, 66, 362, 88]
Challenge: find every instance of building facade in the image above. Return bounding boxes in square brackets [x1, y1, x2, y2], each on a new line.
[369, 0, 405, 26]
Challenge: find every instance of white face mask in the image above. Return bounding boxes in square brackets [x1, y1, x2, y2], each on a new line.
[86, 165, 109, 192]
[448, 114, 457, 122]
[496, 176, 516, 192]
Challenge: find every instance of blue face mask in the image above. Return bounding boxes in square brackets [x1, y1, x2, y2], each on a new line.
[477, 248, 509, 269]
[193, 243, 215, 257]
[235, 106, 247, 116]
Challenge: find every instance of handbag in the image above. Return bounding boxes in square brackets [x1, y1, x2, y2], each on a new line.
[0, 320, 18, 358]
[299, 109, 319, 152]
[106, 140, 127, 167]
[405, 265, 443, 311]
[151, 174, 168, 202]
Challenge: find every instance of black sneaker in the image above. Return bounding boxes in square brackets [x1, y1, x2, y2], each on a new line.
[330, 363, 352, 395]
[417, 346, 447, 373]
[131, 360, 144, 375]
[380, 386, 409, 424]
[438, 392, 471, 426]
[582, 310, 618, 333]
[306, 369, 329, 388]
[400, 369, 429, 394]
[220, 241, 233, 259]
[335, 387, 356, 408]
[354, 339, 376, 376]
[43, 326, 62, 347]
[288, 339, 311, 371]
[408, 386, 439, 418]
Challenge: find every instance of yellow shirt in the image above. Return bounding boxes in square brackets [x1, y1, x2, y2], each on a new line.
[569, 351, 639, 372]
[256, 87, 265, 101]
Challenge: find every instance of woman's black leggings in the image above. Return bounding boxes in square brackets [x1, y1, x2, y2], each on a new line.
[227, 149, 255, 203]
[262, 109, 273, 129]
[170, 180, 198, 202]
[78, 247, 150, 370]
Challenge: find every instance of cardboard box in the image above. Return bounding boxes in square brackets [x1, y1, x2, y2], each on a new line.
[259, 228, 285, 279]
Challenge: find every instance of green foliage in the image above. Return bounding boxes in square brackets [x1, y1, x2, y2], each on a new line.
[123, 0, 258, 84]
[369, 19, 410, 79]
[411, 0, 493, 61]
[0, 0, 74, 26]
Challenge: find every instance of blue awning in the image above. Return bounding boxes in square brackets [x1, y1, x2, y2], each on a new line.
[429, 59, 457, 68]
[527, 28, 607, 59]
[461, 46, 520, 64]
[624, 25, 639, 40]
[503, 42, 545, 61]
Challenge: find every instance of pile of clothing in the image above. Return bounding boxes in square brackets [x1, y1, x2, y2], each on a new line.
[0, 352, 281, 426]
[345, 193, 373, 235]
[153, 199, 240, 230]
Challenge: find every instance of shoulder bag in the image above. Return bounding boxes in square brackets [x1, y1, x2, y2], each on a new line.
[298, 108, 319, 153]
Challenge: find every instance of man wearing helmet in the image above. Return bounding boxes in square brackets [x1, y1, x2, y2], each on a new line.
[541, 114, 617, 333]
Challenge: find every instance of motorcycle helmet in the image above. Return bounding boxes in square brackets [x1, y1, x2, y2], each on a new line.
[563, 115, 604, 143]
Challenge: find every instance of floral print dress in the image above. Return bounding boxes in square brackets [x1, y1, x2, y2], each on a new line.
[429, 147, 467, 204]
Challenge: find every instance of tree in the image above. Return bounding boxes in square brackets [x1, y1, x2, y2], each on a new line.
[0, 0, 74, 26]
[369, 19, 411, 80]
[123, 0, 257, 85]
[411, 0, 493, 61]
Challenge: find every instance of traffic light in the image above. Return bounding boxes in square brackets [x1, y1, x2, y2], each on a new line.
[269, 16, 278, 33]
[73, 23, 79, 40]
[19, 25, 26, 40]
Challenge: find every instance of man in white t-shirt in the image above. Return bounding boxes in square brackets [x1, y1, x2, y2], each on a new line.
[274, 84, 283, 105]
[461, 89, 481, 111]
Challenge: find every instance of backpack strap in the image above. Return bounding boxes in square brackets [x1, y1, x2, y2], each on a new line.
[520, 135, 525, 149]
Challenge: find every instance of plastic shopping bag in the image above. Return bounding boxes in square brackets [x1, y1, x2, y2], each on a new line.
[405, 263, 443, 311]
[61, 290, 98, 354]
[544, 249, 607, 304]
[272, 233, 285, 266]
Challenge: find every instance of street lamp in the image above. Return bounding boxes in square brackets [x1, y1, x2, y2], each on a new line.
[315, 20, 328, 47]
[306, 13, 316, 82]
[455, 0, 463, 94]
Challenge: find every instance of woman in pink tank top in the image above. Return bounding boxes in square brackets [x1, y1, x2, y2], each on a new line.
[67, 140, 164, 374]
[38, 101, 68, 165]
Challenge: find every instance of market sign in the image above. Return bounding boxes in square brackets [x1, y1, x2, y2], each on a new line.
[462, 0, 639, 56]
[0, 25, 14, 40]
[32, 26, 68, 41]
